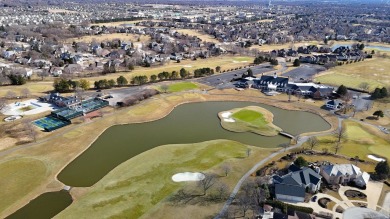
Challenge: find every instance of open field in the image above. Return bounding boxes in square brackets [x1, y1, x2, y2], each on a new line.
[0, 158, 47, 213]
[175, 29, 220, 43]
[219, 106, 282, 136]
[165, 82, 199, 93]
[0, 89, 338, 218]
[313, 120, 390, 162]
[66, 33, 151, 43]
[56, 140, 276, 219]
[315, 57, 390, 91]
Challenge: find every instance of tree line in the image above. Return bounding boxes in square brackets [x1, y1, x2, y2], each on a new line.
[253, 55, 279, 65]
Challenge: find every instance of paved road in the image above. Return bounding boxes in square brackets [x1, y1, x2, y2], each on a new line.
[214, 112, 342, 218]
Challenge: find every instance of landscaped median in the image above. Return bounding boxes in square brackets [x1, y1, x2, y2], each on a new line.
[218, 106, 282, 136]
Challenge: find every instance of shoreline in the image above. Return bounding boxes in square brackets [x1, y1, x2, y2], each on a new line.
[0, 91, 337, 218]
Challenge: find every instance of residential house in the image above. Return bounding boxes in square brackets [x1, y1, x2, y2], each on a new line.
[325, 100, 343, 110]
[320, 164, 370, 188]
[286, 83, 333, 99]
[254, 74, 289, 91]
[273, 165, 322, 203]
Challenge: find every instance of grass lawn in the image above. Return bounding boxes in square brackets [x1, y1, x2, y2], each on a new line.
[314, 57, 390, 91]
[313, 120, 390, 162]
[220, 106, 282, 136]
[166, 82, 199, 92]
[0, 158, 47, 213]
[55, 140, 275, 219]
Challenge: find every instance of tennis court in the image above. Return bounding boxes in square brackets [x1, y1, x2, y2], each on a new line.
[34, 117, 71, 131]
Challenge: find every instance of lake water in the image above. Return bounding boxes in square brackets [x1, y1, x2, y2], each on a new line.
[11, 101, 331, 219]
[6, 191, 72, 219]
[57, 101, 331, 187]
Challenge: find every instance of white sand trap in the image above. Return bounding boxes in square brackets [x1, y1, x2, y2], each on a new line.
[368, 155, 386, 162]
[221, 112, 232, 118]
[183, 65, 192, 68]
[221, 112, 235, 122]
[172, 172, 205, 182]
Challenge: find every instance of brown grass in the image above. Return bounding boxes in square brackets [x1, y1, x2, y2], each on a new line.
[0, 89, 338, 218]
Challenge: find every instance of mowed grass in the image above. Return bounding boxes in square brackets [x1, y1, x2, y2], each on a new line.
[167, 82, 198, 92]
[233, 109, 266, 123]
[315, 57, 390, 91]
[55, 140, 273, 219]
[222, 106, 282, 136]
[312, 120, 390, 161]
[0, 158, 47, 213]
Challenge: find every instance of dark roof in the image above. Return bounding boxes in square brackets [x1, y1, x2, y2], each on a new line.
[288, 164, 301, 172]
[258, 75, 289, 84]
[273, 212, 288, 219]
[275, 183, 305, 198]
[295, 211, 313, 219]
[276, 167, 321, 187]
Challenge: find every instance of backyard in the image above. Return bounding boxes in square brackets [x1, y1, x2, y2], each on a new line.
[313, 120, 390, 162]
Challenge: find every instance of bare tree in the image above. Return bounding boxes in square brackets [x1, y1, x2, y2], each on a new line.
[37, 70, 49, 81]
[333, 126, 347, 143]
[216, 182, 229, 200]
[364, 102, 372, 111]
[237, 193, 252, 218]
[5, 90, 17, 99]
[23, 119, 38, 142]
[221, 164, 231, 177]
[333, 142, 343, 154]
[21, 88, 30, 98]
[160, 84, 169, 93]
[246, 148, 251, 157]
[0, 97, 6, 111]
[307, 136, 319, 150]
[197, 173, 217, 195]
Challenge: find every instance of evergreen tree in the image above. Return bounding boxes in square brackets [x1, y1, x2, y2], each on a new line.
[336, 85, 348, 96]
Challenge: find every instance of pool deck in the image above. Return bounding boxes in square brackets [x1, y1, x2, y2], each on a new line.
[1, 99, 58, 116]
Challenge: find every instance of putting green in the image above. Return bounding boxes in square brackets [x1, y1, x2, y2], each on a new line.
[219, 106, 282, 136]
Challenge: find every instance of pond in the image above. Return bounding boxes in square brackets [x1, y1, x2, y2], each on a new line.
[58, 101, 330, 187]
[6, 191, 72, 219]
[331, 44, 390, 52]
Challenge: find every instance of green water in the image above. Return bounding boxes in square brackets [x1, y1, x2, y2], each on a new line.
[58, 101, 330, 187]
[6, 191, 72, 219]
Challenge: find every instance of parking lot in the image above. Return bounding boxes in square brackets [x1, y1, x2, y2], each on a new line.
[197, 64, 273, 89]
[282, 64, 326, 81]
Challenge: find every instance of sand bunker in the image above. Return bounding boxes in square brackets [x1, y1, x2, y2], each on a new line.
[221, 112, 235, 123]
[367, 155, 386, 162]
[172, 172, 205, 182]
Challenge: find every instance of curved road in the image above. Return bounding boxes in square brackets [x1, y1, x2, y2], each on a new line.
[214, 117, 342, 219]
